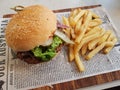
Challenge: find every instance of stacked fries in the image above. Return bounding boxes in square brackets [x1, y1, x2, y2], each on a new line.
[62, 8, 117, 72]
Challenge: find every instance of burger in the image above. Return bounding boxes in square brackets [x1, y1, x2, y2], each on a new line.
[5, 5, 73, 64]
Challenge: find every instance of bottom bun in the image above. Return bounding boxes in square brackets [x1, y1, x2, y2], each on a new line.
[17, 44, 63, 64]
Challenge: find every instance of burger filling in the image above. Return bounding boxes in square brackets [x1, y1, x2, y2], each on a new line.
[31, 35, 63, 61]
[17, 35, 63, 62]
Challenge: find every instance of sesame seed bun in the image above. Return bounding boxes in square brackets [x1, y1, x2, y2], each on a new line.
[5, 5, 57, 51]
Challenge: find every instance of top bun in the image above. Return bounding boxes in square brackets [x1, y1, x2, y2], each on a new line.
[5, 5, 57, 51]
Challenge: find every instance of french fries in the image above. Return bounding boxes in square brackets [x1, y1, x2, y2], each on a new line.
[76, 31, 99, 54]
[70, 28, 76, 39]
[84, 26, 101, 38]
[69, 17, 76, 28]
[62, 16, 70, 26]
[70, 9, 79, 18]
[69, 45, 74, 61]
[62, 8, 117, 72]
[91, 11, 100, 19]
[86, 42, 106, 60]
[89, 19, 102, 27]
[73, 10, 86, 24]
[75, 53, 85, 72]
[75, 11, 92, 43]
[98, 30, 112, 45]
[103, 38, 117, 54]
[88, 37, 101, 50]
[75, 18, 83, 34]
[81, 44, 88, 56]
[88, 28, 105, 50]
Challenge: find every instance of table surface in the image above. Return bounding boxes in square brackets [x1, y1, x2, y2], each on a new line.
[1, 0, 120, 90]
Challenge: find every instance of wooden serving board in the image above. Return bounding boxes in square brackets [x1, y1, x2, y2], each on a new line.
[4, 5, 120, 90]
[32, 71, 120, 90]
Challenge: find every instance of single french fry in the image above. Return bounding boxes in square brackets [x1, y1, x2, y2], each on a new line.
[75, 11, 92, 43]
[75, 53, 85, 72]
[62, 16, 71, 38]
[70, 9, 78, 18]
[77, 8, 81, 12]
[85, 42, 106, 60]
[89, 19, 102, 27]
[69, 45, 75, 61]
[81, 44, 88, 56]
[106, 31, 114, 41]
[69, 17, 76, 28]
[105, 42, 115, 47]
[98, 30, 112, 45]
[75, 18, 83, 34]
[88, 37, 101, 50]
[62, 16, 70, 26]
[83, 31, 100, 43]
[83, 10, 89, 24]
[94, 19, 102, 23]
[70, 28, 76, 39]
[86, 27, 91, 32]
[91, 11, 100, 19]
[84, 26, 101, 38]
[73, 10, 86, 23]
[74, 42, 83, 54]
[103, 38, 117, 54]
[75, 32, 100, 53]
[88, 28, 105, 50]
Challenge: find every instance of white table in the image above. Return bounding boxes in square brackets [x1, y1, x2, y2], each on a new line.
[0, 0, 120, 90]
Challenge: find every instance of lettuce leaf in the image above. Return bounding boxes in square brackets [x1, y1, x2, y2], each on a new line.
[32, 36, 63, 61]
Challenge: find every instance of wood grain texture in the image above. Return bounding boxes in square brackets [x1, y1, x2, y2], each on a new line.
[32, 71, 120, 90]
[3, 4, 120, 90]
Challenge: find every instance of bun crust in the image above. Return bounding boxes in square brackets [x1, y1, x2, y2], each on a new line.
[5, 5, 57, 51]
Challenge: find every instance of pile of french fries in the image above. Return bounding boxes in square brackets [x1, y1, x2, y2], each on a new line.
[62, 8, 117, 72]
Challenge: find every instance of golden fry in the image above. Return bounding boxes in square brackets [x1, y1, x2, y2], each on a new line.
[83, 10, 89, 24]
[75, 18, 83, 34]
[91, 11, 100, 19]
[84, 26, 101, 38]
[73, 10, 86, 23]
[105, 42, 115, 47]
[88, 37, 100, 50]
[98, 30, 112, 45]
[103, 38, 117, 54]
[77, 8, 81, 12]
[75, 53, 85, 72]
[106, 31, 114, 41]
[88, 28, 105, 50]
[81, 44, 88, 56]
[86, 27, 91, 32]
[62, 16, 70, 26]
[69, 17, 76, 28]
[89, 19, 102, 27]
[75, 32, 100, 53]
[70, 9, 78, 18]
[75, 11, 92, 43]
[69, 45, 75, 61]
[62, 16, 71, 38]
[94, 19, 102, 23]
[85, 42, 106, 60]
[70, 28, 76, 39]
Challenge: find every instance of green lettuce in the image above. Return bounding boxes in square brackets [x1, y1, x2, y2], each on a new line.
[32, 36, 63, 61]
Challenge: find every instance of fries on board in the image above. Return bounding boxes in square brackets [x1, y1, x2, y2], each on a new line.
[62, 8, 117, 72]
